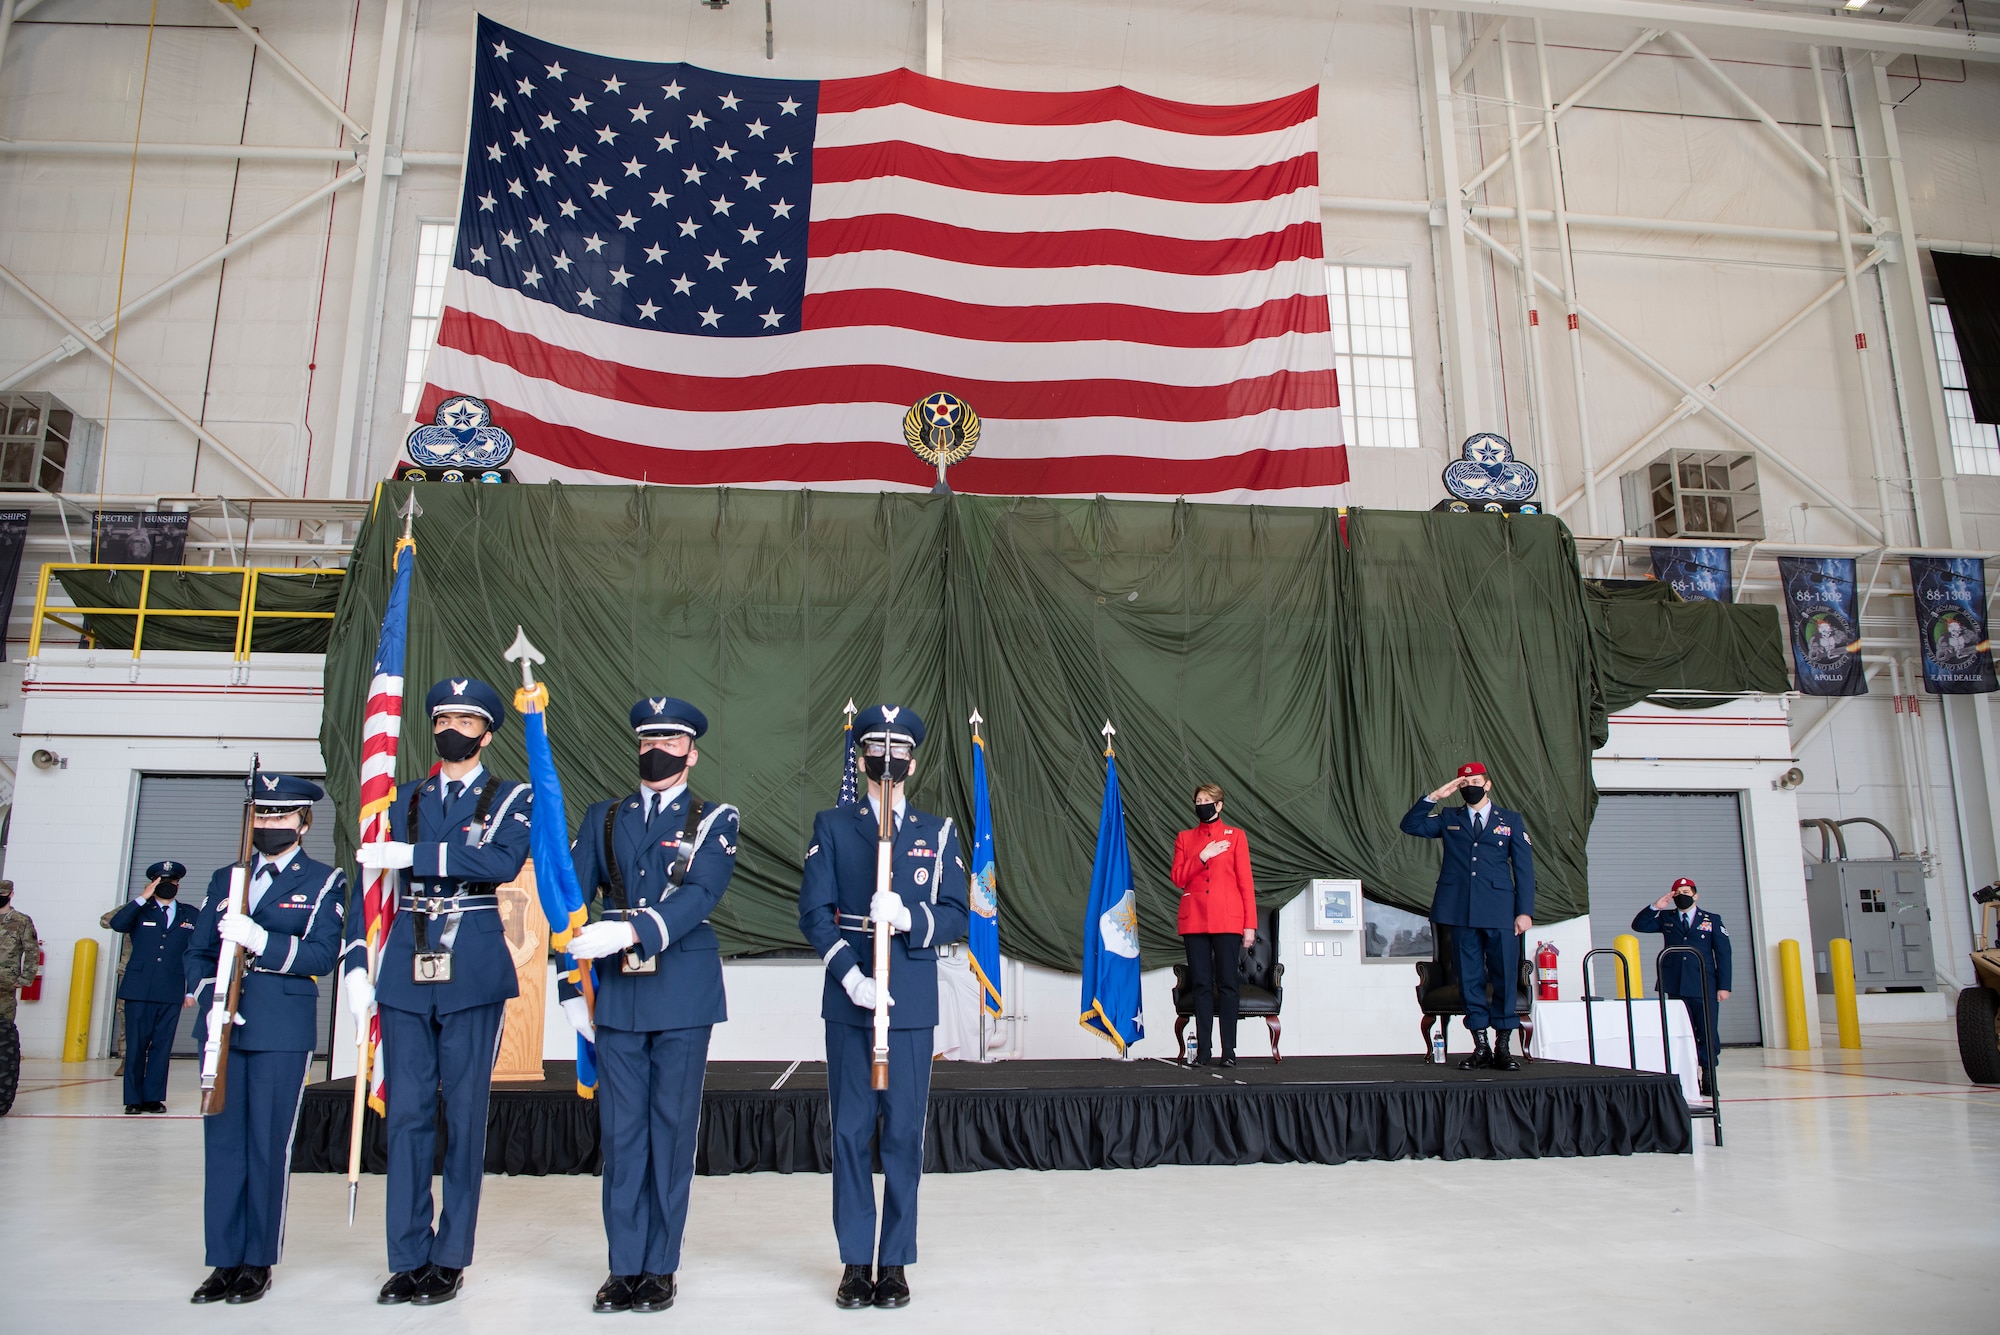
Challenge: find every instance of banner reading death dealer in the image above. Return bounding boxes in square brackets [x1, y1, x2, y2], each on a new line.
[1909, 556, 1998, 694]
[1777, 556, 1865, 697]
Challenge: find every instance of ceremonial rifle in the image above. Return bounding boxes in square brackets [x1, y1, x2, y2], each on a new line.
[199, 753, 260, 1116]
[871, 753, 895, 1091]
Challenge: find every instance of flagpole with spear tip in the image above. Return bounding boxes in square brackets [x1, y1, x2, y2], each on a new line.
[969, 708, 986, 1060]
[347, 492, 420, 1227]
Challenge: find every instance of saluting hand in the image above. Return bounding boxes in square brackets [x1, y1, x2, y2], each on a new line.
[140, 877, 160, 901]
[1652, 893, 1677, 911]
[1427, 776, 1466, 803]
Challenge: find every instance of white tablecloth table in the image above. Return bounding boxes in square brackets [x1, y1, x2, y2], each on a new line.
[1529, 998, 1703, 1104]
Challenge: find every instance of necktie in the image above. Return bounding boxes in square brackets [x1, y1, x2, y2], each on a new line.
[645, 793, 659, 824]
[446, 779, 464, 805]
[251, 862, 275, 911]
[1473, 813, 1483, 837]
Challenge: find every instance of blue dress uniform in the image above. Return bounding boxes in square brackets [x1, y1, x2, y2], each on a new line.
[183, 778, 345, 1298]
[341, 678, 532, 1291]
[1632, 890, 1732, 1072]
[563, 696, 740, 1305]
[1400, 774, 1536, 1047]
[797, 705, 969, 1302]
[108, 858, 195, 1109]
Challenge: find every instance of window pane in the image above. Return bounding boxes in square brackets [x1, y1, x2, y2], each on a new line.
[1932, 302, 2000, 477]
[402, 222, 458, 417]
[1363, 898, 1433, 958]
[1325, 263, 1418, 449]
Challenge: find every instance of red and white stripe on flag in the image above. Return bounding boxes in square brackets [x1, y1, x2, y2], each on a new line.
[357, 668, 402, 1112]
[421, 62, 1345, 507]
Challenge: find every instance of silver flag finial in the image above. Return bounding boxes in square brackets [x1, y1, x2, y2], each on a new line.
[969, 708, 984, 726]
[502, 625, 544, 690]
[396, 491, 422, 540]
[843, 698, 858, 718]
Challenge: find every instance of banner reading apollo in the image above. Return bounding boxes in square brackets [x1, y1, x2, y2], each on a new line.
[413, 18, 1347, 507]
[1910, 556, 1998, 694]
[1777, 556, 1865, 697]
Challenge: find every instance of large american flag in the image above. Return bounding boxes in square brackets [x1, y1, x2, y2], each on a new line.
[416, 17, 1346, 506]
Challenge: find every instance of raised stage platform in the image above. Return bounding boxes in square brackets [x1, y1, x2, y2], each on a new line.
[294, 1056, 1691, 1174]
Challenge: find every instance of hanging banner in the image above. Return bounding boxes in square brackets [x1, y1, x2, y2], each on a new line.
[0, 509, 27, 663]
[1649, 545, 1733, 602]
[1909, 556, 1998, 694]
[1777, 556, 1865, 697]
[92, 511, 189, 566]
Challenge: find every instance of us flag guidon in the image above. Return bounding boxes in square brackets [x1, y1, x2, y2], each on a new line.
[414, 17, 1347, 506]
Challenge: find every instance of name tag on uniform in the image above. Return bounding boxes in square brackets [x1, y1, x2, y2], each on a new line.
[413, 951, 454, 984]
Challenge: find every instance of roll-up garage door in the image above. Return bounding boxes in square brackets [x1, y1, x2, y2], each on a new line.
[119, 775, 339, 1058]
[1586, 792, 1762, 1046]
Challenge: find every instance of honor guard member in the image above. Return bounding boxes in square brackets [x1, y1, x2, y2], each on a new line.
[184, 775, 346, 1305]
[797, 705, 970, 1311]
[0, 880, 38, 1116]
[562, 696, 741, 1316]
[344, 677, 532, 1308]
[1632, 877, 1732, 1093]
[1401, 762, 1536, 1071]
[107, 859, 195, 1112]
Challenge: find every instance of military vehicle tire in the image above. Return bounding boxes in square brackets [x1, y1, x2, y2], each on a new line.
[1956, 985, 2000, 1085]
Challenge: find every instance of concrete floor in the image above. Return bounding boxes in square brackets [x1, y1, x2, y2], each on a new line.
[3, 1023, 1995, 1333]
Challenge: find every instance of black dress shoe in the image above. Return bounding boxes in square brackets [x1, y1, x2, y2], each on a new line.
[593, 1273, 638, 1313]
[145, 1101, 169, 1114]
[225, 1266, 272, 1304]
[377, 1269, 424, 1305]
[191, 1267, 239, 1304]
[835, 1264, 875, 1309]
[631, 1273, 676, 1313]
[411, 1266, 464, 1306]
[1220, 1056, 1238, 1068]
[871, 1265, 911, 1309]
[1490, 1031, 1521, 1072]
[124, 1104, 141, 1115]
[1458, 1031, 1493, 1071]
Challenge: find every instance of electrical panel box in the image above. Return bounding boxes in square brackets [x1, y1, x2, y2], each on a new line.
[1619, 448, 1765, 540]
[1803, 858, 1933, 994]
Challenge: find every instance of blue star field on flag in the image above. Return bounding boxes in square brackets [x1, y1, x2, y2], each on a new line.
[456, 16, 817, 338]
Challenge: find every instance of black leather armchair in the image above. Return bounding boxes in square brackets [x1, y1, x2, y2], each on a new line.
[1414, 922, 1535, 1060]
[1172, 905, 1284, 1061]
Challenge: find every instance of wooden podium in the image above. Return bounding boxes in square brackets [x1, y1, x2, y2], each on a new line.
[492, 858, 550, 1083]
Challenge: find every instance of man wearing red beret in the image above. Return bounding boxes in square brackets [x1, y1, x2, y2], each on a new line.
[1401, 763, 1537, 1070]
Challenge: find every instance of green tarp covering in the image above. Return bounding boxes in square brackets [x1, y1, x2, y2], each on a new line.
[1583, 579, 1790, 712]
[320, 485, 1785, 971]
[53, 567, 343, 653]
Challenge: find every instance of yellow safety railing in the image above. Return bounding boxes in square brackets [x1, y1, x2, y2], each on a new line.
[28, 563, 341, 662]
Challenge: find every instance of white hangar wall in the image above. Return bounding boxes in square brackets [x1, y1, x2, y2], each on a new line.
[0, 2, 1997, 1050]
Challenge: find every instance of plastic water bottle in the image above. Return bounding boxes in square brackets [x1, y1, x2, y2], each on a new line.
[1430, 1025, 1446, 1065]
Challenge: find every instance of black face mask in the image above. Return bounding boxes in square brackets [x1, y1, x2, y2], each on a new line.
[863, 754, 912, 784]
[433, 727, 484, 763]
[252, 827, 299, 856]
[1672, 893, 1695, 911]
[154, 881, 180, 901]
[1194, 802, 1219, 824]
[0, 894, 11, 909]
[1461, 785, 1486, 806]
[639, 747, 689, 784]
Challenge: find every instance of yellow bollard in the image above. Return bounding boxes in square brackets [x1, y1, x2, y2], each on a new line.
[1779, 938, 1810, 1051]
[62, 939, 98, 1062]
[1829, 937, 1862, 1050]
[1612, 934, 1645, 999]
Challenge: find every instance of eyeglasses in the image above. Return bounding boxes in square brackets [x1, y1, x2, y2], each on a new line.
[862, 742, 913, 760]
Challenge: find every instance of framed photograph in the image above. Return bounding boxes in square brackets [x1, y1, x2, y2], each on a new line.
[1310, 878, 1362, 931]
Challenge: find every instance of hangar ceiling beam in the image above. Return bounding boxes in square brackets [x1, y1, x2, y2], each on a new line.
[1465, 218, 1888, 543]
[1416, 17, 1490, 447]
[1401, 0, 2000, 63]
[205, 0, 368, 141]
[0, 167, 364, 394]
[1457, 27, 1659, 201]
[0, 263, 286, 496]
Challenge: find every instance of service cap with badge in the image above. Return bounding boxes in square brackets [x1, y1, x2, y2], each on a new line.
[426, 677, 507, 730]
[630, 696, 708, 739]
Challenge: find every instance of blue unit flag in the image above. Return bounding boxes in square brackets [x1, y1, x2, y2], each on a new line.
[517, 690, 598, 1097]
[968, 719, 1003, 1017]
[1079, 730, 1144, 1054]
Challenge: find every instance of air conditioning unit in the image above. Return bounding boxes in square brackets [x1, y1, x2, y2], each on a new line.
[1619, 449, 1764, 540]
[0, 392, 101, 493]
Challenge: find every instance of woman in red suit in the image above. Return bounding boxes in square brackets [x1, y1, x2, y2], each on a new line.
[1170, 783, 1258, 1067]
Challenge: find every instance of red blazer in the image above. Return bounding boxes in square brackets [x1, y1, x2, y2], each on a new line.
[1171, 823, 1257, 936]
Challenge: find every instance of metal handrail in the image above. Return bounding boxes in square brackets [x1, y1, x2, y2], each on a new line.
[27, 562, 340, 663]
[1579, 947, 1639, 1069]
[1656, 944, 1724, 1146]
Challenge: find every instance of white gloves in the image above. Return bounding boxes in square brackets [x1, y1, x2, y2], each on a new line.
[841, 966, 892, 1011]
[219, 910, 269, 955]
[870, 889, 913, 934]
[561, 996, 597, 1044]
[344, 968, 375, 1022]
[1199, 839, 1232, 862]
[357, 841, 416, 871]
[569, 919, 640, 960]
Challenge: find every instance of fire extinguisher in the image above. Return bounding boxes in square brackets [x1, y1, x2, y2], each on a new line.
[18, 941, 45, 1002]
[1535, 940, 1559, 1001]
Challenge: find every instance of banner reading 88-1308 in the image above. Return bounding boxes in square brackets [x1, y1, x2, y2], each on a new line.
[1909, 556, 1997, 695]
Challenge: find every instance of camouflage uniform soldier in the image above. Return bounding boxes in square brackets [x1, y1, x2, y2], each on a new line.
[0, 880, 40, 1115]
